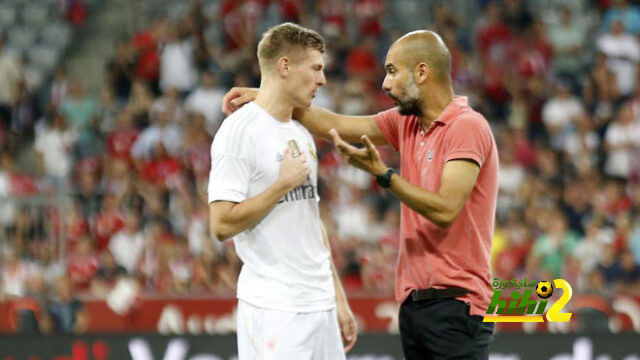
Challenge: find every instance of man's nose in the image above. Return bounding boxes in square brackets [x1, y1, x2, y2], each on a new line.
[382, 76, 391, 92]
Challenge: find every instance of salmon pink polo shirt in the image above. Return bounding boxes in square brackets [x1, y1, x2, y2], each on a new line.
[374, 96, 498, 316]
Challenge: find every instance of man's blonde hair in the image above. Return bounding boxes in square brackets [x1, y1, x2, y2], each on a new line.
[257, 23, 325, 70]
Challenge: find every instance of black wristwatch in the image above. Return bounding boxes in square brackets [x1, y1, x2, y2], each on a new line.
[376, 168, 396, 188]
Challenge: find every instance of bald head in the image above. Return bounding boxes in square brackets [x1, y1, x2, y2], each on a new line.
[390, 30, 452, 82]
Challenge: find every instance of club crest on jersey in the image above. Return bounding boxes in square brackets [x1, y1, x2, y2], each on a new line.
[308, 142, 317, 160]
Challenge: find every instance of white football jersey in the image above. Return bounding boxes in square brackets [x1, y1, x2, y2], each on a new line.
[208, 102, 334, 312]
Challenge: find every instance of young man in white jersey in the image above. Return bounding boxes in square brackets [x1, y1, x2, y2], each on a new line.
[207, 23, 357, 360]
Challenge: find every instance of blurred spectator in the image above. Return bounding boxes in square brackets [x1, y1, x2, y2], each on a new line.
[11, 274, 48, 334]
[49, 67, 70, 112]
[0, 37, 22, 129]
[600, 0, 640, 35]
[503, 0, 533, 34]
[67, 236, 99, 291]
[1, 250, 30, 299]
[132, 16, 165, 92]
[151, 87, 186, 125]
[46, 277, 88, 333]
[106, 111, 139, 163]
[346, 36, 379, 87]
[96, 87, 121, 133]
[354, 0, 385, 37]
[130, 108, 182, 161]
[185, 71, 225, 135]
[109, 210, 144, 274]
[93, 193, 125, 251]
[604, 103, 640, 179]
[542, 82, 584, 150]
[562, 114, 599, 173]
[475, 2, 513, 115]
[596, 19, 640, 96]
[34, 113, 76, 188]
[159, 20, 198, 93]
[617, 250, 640, 292]
[528, 212, 580, 279]
[547, 7, 586, 80]
[126, 80, 155, 126]
[60, 82, 97, 134]
[91, 251, 127, 296]
[107, 41, 135, 101]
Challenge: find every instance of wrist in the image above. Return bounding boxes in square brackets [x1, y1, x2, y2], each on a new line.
[274, 178, 293, 194]
[375, 168, 395, 188]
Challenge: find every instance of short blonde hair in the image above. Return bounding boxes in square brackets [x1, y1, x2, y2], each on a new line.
[257, 23, 325, 70]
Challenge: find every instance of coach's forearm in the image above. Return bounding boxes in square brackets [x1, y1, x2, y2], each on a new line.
[388, 174, 457, 228]
[293, 106, 339, 140]
[210, 181, 291, 241]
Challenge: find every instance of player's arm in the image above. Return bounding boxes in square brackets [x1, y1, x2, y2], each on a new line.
[320, 223, 357, 352]
[222, 87, 387, 145]
[387, 159, 480, 228]
[209, 148, 310, 241]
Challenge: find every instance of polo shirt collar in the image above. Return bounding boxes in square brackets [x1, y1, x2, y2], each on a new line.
[433, 96, 468, 126]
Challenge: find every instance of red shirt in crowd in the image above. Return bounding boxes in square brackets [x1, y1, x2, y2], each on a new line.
[107, 129, 139, 162]
[374, 96, 499, 316]
[68, 255, 99, 290]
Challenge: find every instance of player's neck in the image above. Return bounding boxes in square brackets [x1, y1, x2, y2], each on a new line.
[418, 84, 454, 131]
[254, 84, 294, 122]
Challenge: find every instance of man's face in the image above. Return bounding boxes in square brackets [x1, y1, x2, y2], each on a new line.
[382, 49, 423, 116]
[285, 49, 326, 108]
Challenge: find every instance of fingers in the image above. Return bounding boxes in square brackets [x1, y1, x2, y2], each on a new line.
[342, 322, 357, 353]
[230, 94, 254, 107]
[221, 88, 241, 115]
[361, 135, 375, 151]
[329, 128, 356, 154]
[283, 147, 292, 160]
[222, 87, 253, 115]
[329, 128, 343, 144]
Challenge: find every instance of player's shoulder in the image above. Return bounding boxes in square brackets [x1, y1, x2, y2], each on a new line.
[216, 103, 262, 138]
[453, 108, 490, 130]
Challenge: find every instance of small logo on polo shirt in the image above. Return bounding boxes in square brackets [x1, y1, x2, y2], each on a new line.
[427, 150, 434, 161]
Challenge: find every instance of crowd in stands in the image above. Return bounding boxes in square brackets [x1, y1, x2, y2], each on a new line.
[2, 0, 640, 333]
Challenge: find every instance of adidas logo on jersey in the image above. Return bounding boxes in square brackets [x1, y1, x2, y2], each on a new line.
[276, 153, 283, 162]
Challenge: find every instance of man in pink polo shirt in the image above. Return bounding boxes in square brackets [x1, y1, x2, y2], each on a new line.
[223, 30, 498, 360]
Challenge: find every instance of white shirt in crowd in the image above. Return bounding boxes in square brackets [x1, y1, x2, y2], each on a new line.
[160, 40, 197, 92]
[185, 86, 226, 135]
[597, 32, 640, 95]
[34, 127, 76, 179]
[604, 119, 640, 178]
[0, 52, 21, 105]
[542, 95, 584, 149]
[542, 96, 584, 129]
[130, 123, 182, 159]
[109, 230, 145, 274]
[208, 102, 334, 312]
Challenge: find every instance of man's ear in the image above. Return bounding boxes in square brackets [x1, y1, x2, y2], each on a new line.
[277, 56, 291, 77]
[414, 62, 430, 84]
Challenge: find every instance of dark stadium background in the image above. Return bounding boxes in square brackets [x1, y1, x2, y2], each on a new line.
[1, 0, 640, 358]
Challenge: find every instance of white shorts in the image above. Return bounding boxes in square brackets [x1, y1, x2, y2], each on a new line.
[237, 300, 346, 360]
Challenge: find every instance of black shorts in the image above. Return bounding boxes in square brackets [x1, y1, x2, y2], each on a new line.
[399, 296, 495, 360]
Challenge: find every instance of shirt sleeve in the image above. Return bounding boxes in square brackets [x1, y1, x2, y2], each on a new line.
[207, 126, 252, 204]
[444, 115, 493, 167]
[374, 108, 401, 151]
